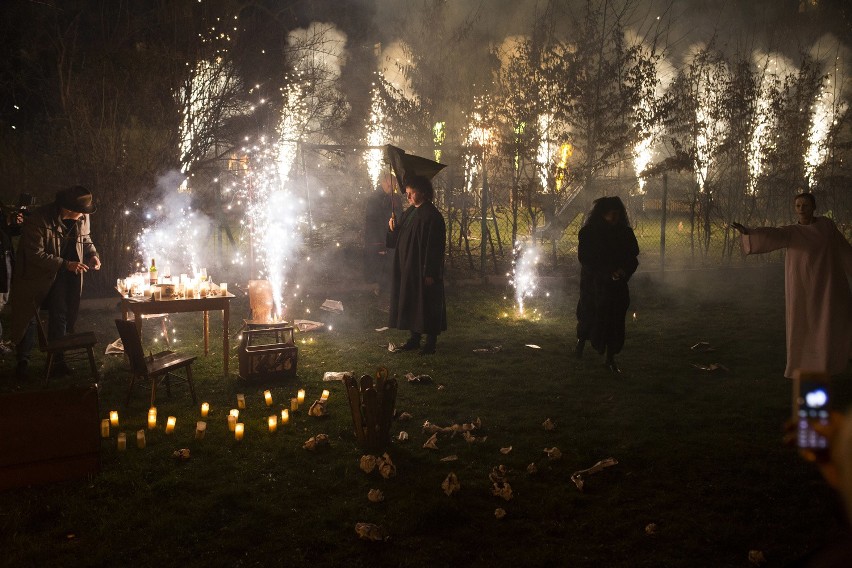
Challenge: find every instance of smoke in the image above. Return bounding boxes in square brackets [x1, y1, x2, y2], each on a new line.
[288, 22, 348, 79]
[136, 170, 216, 275]
[378, 40, 416, 101]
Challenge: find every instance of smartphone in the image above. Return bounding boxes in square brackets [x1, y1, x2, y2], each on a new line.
[793, 371, 830, 450]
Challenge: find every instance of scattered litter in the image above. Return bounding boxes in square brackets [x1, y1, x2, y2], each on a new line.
[527, 462, 538, 475]
[491, 481, 513, 501]
[645, 523, 657, 536]
[387, 342, 397, 352]
[397, 411, 413, 421]
[405, 373, 433, 384]
[172, 448, 191, 460]
[437, 384, 445, 390]
[544, 447, 562, 461]
[691, 363, 729, 372]
[377, 453, 397, 479]
[105, 338, 124, 355]
[489, 465, 508, 483]
[494, 508, 506, 519]
[473, 346, 502, 354]
[748, 550, 766, 566]
[440, 455, 458, 462]
[570, 457, 618, 491]
[397, 431, 409, 442]
[293, 319, 324, 332]
[375, 326, 389, 332]
[423, 433, 439, 450]
[542, 418, 556, 431]
[320, 299, 343, 313]
[690, 341, 715, 352]
[308, 400, 327, 417]
[442, 472, 461, 496]
[423, 418, 481, 435]
[360, 455, 377, 474]
[368, 489, 385, 503]
[525, 344, 542, 349]
[303, 434, 329, 451]
[355, 523, 387, 542]
[323, 371, 352, 382]
[499, 446, 513, 455]
[463, 431, 487, 444]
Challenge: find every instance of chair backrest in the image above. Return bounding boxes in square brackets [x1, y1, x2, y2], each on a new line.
[114, 319, 149, 375]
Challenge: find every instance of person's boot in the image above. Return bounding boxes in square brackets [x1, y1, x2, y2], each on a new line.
[15, 360, 28, 379]
[420, 335, 437, 355]
[397, 332, 422, 351]
[605, 352, 621, 374]
[575, 339, 585, 359]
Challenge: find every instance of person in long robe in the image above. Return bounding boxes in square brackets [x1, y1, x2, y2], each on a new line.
[575, 196, 639, 373]
[732, 192, 852, 378]
[387, 175, 446, 355]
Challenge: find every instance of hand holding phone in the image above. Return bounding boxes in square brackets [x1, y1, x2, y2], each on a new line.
[793, 371, 830, 451]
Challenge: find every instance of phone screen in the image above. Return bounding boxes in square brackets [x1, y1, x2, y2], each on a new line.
[796, 378, 830, 450]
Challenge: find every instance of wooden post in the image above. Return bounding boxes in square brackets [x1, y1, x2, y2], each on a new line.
[660, 172, 668, 273]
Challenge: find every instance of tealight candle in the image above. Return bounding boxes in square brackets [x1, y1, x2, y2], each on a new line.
[220, 283, 228, 296]
[290, 397, 299, 411]
[195, 421, 206, 440]
[136, 429, 146, 449]
[201, 402, 209, 417]
[264, 390, 273, 407]
[229, 408, 239, 418]
[280, 409, 289, 424]
[297, 389, 305, 406]
[117, 432, 127, 451]
[237, 394, 246, 409]
[147, 408, 157, 430]
[234, 422, 244, 441]
[268, 415, 277, 433]
[228, 415, 237, 432]
[100, 419, 110, 438]
[165, 416, 176, 434]
[109, 410, 119, 427]
[320, 389, 330, 402]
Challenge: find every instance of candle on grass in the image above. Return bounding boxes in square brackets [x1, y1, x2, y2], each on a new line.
[166, 416, 176, 434]
[264, 390, 273, 407]
[268, 415, 277, 433]
[320, 389, 330, 402]
[195, 421, 206, 440]
[297, 389, 305, 406]
[290, 397, 299, 411]
[227, 415, 237, 432]
[237, 394, 246, 409]
[136, 429, 146, 449]
[280, 409, 289, 424]
[201, 402, 209, 417]
[100, 419, 110, 438]
[229, 408, 239, 418]
[235, 423, 244, 441]
[117, 432, 127, 451]
[109, 410, 119, 427]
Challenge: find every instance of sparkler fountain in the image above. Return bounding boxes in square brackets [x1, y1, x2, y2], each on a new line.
[804, 58, 847, 187]
[509, 242, 540, 316]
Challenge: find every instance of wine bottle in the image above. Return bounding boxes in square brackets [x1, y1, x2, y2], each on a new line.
[149, 258, 158, 285]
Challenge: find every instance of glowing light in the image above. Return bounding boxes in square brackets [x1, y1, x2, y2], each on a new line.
[510, 242, 540, 315]
[365, 86, 389, 188]
[805, 66, 847, 186]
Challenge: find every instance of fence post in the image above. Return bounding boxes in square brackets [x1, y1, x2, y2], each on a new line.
[660, 172, 668, 273]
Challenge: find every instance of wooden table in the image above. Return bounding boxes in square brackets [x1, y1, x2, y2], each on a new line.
[120, 293, 234, 376]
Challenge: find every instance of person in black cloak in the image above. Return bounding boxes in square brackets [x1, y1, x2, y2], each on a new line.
[387, 175, 447, 355]
[575, 196, 639, 373]
[363, 172, 402, 307]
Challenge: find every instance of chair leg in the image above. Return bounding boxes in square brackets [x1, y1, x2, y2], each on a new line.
[186, 365, 197, 404]
[165, 374, 172, 397]
[87, 347, 99, 380]
[150, 374, 157, 407]
[161, 318, 171, 348]
[44, 353, 54, 384]
[125, 374, 137, 407]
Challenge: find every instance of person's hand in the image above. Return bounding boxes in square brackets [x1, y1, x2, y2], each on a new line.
[388, 216, 395, 231]
[784, 411, 845, 490]
[65, 260, 88, 274]
[730, 222, 748, 235]
[611, 269, 625, 280]
[425, 276, 434, 286]
[87, 256, 101, 270]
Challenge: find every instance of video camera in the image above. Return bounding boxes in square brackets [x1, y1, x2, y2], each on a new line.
[2, 193, 36, 218]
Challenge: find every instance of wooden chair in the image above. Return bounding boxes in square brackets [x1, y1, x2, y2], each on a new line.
[35, 317, 98, 383]
[114, 319, 197, 407]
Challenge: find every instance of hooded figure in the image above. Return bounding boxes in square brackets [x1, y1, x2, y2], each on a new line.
[10, 185, 100, 378]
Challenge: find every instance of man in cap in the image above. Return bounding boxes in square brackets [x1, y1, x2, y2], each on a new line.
[10, 185, 100, 378]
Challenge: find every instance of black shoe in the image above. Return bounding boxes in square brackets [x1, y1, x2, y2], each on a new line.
[396, 339, 421, 352]
[49, 360, 73, 378]
[15, 360, 28, 379]
[575, 340, 585, 359]
[419, 343, 436, 355]
[606, 360, 621, 374]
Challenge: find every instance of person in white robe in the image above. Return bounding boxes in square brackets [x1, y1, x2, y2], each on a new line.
[732, 192, 852, 378]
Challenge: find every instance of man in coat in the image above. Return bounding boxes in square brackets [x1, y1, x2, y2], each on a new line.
[387, 175, 446, 355]
[0, 206, 23, 354]
[11, 186, 100, 378]
[732, 192, 852, 378]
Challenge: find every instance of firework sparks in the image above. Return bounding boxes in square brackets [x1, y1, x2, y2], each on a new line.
[509, 242, 540, 315]
[804, 64, 846, 186]
[691, 54, 728, 193]
[464, 110, 492, 192]
[365, 83, 389, 188]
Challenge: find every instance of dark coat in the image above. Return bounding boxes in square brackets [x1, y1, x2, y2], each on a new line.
[576, 222, 639, 355]
[388, 201, 447, 335]
[0, 216, 21, 294]
[10, 203, 98, 342]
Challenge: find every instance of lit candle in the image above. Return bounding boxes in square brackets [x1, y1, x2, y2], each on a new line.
[147, 408, 157, 430]
[220, 283, 228, 296]
[320, 389, 330, 402]
[201, 402, 209, 417]
[229, 408, 239, 418]
[228, 415, 237, 432]
[166, 416, 176, 434]
[268, 415, 277, 433]
[235, 422, 244, 441]
[195, 421, 206, 440]
[297, 389, 305, 406]
[100, 419, 110, 438]
[109, 410, 119, 427]
[264, 390, 273, 407]
[290, 397, 299, 411]
[117, 432, 127, 451]
[136, 429, 146, 449]
[237, 394, 246, 409]
[280, 409, 289, 424]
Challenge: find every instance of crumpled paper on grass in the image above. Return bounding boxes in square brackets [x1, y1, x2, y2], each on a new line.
[570, 457, 618, 491]
[368, 489, 385, 503]
[542, 418, 556, 431]
[377, 453, 396, 479]
[322, 371, 352, 382]
[303, 433, 329, 451]
[473, 346, 501, 354]
[691, 363, 729, 372]
[442, 472, 460, 496]
[355, 522, 387, 541]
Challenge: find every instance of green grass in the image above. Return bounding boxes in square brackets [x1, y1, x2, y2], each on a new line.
[1, 266, 850, 567]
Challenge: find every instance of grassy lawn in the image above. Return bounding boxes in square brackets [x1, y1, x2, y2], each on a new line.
[1, 265, 850, 567]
